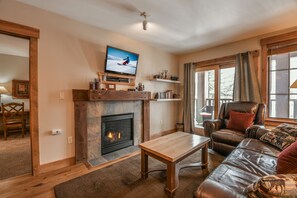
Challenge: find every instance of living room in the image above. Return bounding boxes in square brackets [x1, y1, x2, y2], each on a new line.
[1, 0, 297, 197]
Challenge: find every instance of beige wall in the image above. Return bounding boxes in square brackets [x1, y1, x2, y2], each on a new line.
[178, 26, 297, 83]
[0, 1, 179, 164]
[0, 53, 30, 109]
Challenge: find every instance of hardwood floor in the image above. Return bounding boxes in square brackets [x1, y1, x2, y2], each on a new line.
[0, 151, 140, 198]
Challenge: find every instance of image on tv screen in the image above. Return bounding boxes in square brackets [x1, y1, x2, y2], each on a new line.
[105, 46, 139, 75]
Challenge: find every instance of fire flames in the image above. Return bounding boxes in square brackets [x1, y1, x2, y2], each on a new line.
[106, 131, 122, 142]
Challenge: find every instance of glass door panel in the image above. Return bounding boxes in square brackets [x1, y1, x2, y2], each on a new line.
[219, 67, 235, 107]
[195, 70, 215, 126]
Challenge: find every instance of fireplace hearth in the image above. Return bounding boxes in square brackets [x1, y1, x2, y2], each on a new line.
[101, 113, 134, 155]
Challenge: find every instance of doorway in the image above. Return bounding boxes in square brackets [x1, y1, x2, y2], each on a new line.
[0, 19, 40, 176]
[0, 34, 31, 179]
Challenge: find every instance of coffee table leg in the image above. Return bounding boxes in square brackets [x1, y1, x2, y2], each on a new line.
[165, 162, 179, 196]
[141, 149, 148, 179]
[201, 144, 208, 169]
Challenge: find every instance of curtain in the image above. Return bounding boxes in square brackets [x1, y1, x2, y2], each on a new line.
[233, 52, 262, 103]
[183, 63, 195, 133]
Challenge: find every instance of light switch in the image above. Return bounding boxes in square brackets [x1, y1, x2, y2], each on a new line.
[59, 91, 65, 100]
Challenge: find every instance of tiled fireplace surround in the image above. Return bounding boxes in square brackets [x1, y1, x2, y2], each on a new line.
[73, 90, 151, 164]
[87, 101, 142, 160]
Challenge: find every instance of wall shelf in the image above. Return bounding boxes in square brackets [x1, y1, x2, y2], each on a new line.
[150, 76, 181, 101]
[150, 78, 181, 84]
[150, 98, 182, 102]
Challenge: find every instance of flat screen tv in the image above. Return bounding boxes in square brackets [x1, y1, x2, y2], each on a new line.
[104, 46, 139, 76]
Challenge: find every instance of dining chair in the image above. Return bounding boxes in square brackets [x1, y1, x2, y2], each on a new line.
[1, 102, 25, 140]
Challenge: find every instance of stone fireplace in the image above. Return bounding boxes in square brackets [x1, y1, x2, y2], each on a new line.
[72, 89, 151, 165]
[101, 113, 134, 155]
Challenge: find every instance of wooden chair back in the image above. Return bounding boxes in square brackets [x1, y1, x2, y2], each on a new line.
[1, 102, 25, 140]
[2, 102, 24, 121]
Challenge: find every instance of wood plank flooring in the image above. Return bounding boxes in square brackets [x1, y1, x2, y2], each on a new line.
[0, 151, 140, 198]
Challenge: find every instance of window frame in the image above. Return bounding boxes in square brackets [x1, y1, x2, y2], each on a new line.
[261, 31, 297, 125]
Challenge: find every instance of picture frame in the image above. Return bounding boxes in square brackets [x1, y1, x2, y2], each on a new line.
[106, 83, 116, 90]
[12, 79, 30, 99]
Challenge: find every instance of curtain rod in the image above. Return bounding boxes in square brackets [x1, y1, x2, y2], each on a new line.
[193, 50, 259, 66]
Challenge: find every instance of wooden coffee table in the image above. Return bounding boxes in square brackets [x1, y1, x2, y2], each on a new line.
[139, 132, 210, 196]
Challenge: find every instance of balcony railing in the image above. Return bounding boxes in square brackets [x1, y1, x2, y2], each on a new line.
[195, 98, 233, 126]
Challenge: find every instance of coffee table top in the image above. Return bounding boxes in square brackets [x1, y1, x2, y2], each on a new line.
[139, 132, 210, 162]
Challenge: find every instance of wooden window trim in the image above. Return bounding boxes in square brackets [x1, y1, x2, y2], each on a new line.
[194, 55, 236, 68]
[194, 51, 259, 119]
[261, 30, 297, 122]
[195, 65, 219, 72]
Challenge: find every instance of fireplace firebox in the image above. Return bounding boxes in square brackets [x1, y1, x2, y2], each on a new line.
[101, 113, 134, 155]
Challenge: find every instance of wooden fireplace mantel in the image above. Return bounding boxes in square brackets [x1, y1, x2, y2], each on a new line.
[72, 89, 151, 162]
[72, 89, 151, 101]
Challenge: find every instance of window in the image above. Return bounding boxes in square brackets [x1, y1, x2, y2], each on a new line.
[194, 65, 235, 126]
[261, 31, 297, 122]
[268, 51, 297, 118]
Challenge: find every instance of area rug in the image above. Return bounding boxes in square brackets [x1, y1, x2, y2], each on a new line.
[54, 150, 224, 198]
[0, 133, 32, 180]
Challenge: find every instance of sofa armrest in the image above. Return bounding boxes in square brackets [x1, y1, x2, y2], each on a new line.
[195, 180, 240, 198]
[203, 119, 222, 137]
[245, 125, 269, 139]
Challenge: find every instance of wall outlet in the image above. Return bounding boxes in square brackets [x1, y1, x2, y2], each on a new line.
[52, 129, 62, 135]
[68, 136, 73, 144]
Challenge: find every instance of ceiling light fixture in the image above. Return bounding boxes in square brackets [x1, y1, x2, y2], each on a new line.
[140, 12, 149, 30]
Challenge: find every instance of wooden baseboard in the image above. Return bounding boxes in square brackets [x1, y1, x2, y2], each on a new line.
[39, 157, 76, 174]
[150, 128, 177, 140]
[38, 129, 176, 173]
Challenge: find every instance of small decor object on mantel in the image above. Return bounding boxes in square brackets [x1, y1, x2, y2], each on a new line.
[89, 78, 100, 90]
[106, 83, 116, 90]
[12, 79, 29, 99]
[137, 82, 144, 91]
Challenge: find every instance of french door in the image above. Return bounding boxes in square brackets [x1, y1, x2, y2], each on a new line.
[195, 65, 235, 126]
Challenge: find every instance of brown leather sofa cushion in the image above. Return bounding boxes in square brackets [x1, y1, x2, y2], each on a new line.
[237, 138, 280, 157]
[206, 164, 261, 195]
[223, 148, 277, 176]
[223, 102, 259, 118]
[211, 129, 245, 147]
[195, 139, 280, 198]
[212, 142, 235, 156]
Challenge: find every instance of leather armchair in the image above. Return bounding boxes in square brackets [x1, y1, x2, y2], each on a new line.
[203, 101, 266, 155]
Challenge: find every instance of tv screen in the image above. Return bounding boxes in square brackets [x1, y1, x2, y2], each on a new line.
[104, 46, 139, 76]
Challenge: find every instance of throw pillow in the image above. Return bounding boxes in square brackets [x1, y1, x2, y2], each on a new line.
[226, 110, 255, 132]
[260, 123, 297, 150]
[277, 141, 297, 174]
[245, 174, 297, 198]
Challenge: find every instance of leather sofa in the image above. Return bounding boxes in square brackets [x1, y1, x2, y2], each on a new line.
[203, 101, 265, 156]
[195, 126, 279, 197]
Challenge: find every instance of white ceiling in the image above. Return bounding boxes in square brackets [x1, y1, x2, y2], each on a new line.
[17, 0, 297, 54]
